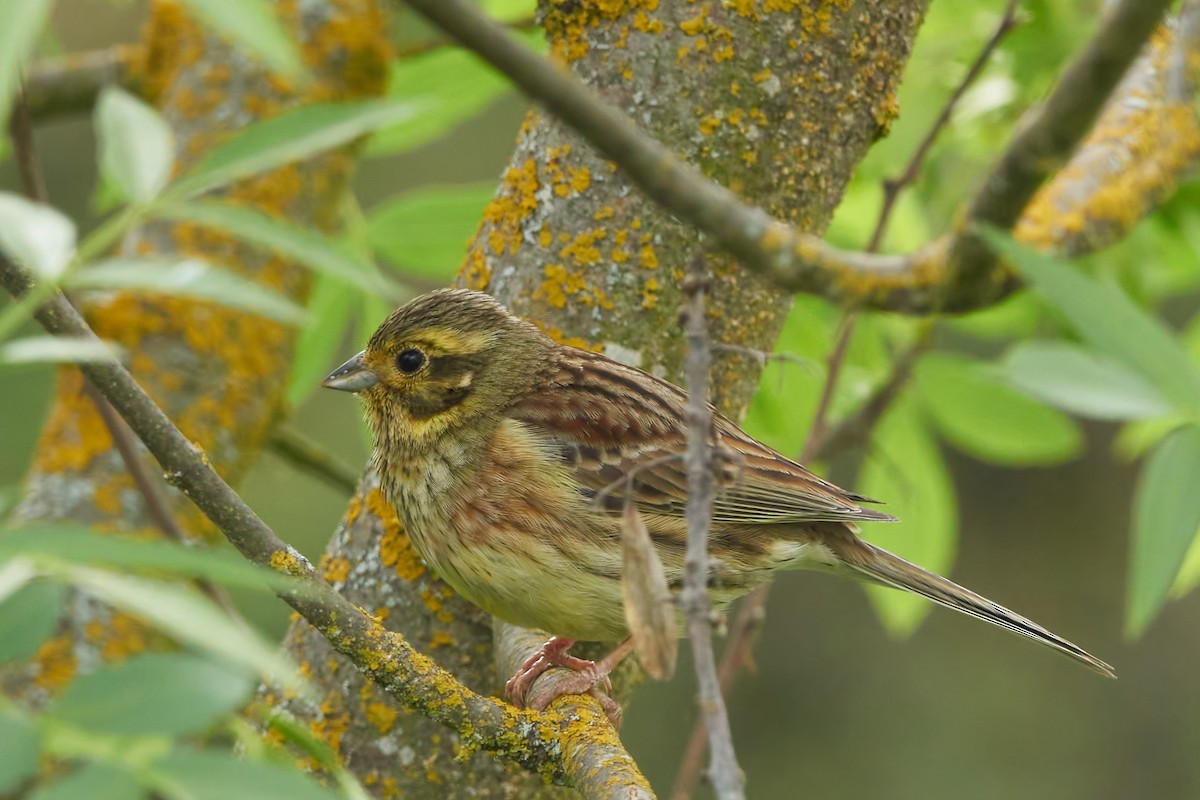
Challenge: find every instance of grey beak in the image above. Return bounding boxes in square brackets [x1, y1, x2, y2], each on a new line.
[322, 351, 379, 392]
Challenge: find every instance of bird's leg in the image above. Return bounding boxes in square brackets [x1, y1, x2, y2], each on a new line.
[507, 637, 636, 726]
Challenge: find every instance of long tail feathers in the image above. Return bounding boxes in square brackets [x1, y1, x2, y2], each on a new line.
[838, 540, 1115, 679]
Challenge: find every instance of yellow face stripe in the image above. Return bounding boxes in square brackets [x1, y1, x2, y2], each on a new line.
[399, 326, 495, 356]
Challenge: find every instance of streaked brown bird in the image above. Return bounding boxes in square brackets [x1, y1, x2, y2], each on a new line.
[324, 289, 1114, 714]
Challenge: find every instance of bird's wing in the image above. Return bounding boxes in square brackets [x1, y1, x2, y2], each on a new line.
[508, 348, 895, 526]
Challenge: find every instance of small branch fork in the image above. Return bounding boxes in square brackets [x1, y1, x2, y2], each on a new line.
[0, 261, 653, 800]
[681, 253, 744, 800]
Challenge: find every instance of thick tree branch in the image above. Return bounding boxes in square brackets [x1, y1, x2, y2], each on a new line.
[395, 0, 1178, 313]
[0, 258, 653, 800]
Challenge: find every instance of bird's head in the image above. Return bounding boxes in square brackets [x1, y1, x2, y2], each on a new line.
[323, 289, 556, 445]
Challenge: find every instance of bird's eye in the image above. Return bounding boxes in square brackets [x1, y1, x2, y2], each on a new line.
[395, 348, 426, 374]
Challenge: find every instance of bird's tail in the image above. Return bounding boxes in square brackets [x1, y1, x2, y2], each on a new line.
[833, 538, 1115, 678]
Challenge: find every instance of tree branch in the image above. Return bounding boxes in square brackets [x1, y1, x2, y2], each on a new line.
[22, 47, 141, 121]
[681, 254, 744, 800]
[0, 260, 653, 800]
[393, 0, 1175, 314]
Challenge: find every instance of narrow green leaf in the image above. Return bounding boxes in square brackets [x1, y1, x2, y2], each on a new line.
[177, 0, 306, 82]
[61, 566, 306, 695]
[154, 201, 398, 298]
[70, 257, 305, 325]
[96, 87, 176, 203]
[858, 394, 958, 635]
[0, 581, 64, 664]
[287, 274, 356, 408]
[0, 336, 120, 366]
[916, 353, 1083, 466]
[0, 192, 77, 280]
[1169, 524, 1200, 600]
[27, 764, 142, 800]
[1127, 425, 1200, 637]
[173, 101, 424, 197]
[1003, 341, 1171, 420]
[151, 750, 342, 800]
[0, 526, 305, 594]
[0, 712, 39, 793]
[984, 230, 1200, 413]
[366, 46, 519, 156]
[50, 653, 253, 736]
[367, 183, 495, 279]
[0, 0, 55, 130]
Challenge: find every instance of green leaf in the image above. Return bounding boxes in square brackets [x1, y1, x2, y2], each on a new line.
[174, 100, 424, 197]
[1002, 341, 1171, 421]
[0, 526, 305, 594]
[0, 712, 39, 793]
[915, 353, 1083, 466]
[287, 274, 356, 408]
[177, 0, 306, 82]
[61, 566, 306, 695]
[27, 764, 142, 800]
[151, 750, 342, 800]
[1127, 425, 1200, 637]
[367, 46, 519, 156]
[0, 0, 54, 130]
[96, 87, 176, 203]
[0, 192, 77, 280]
[367, 183, 495, 279]
[858, 394, 958, 635]
[70, 257, 305, 325]
[154, 201, 400, 298]
[0, 580, 64, 664]
[50, 653, 253, 736]
[0, 336, 120, 366]
[1169, 524, 1200, 600]
[984, 230, 1200, 413]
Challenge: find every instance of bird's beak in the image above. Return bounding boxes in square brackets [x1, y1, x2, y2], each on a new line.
[322, 351, 379, 393]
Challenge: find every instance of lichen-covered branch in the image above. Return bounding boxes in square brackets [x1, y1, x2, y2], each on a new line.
[5, 0, 389, 703]
[397, 0, 1188, 314]
[0, 256, 653, 800]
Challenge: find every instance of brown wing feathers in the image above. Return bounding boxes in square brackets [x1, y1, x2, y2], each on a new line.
[511, 347, 892, 526]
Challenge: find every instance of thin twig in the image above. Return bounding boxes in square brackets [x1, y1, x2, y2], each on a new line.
[0, 255, 653, 800]
[23, 46, 141, 121]
[394, 0, 1172, 313]
[268, 424, 360, 495]
[711, 343, 815, 372]
[800, 311, 859, 464]
[681, 253, 744, 800]
[867, 0, 1022, 252]
[8, 85, 248, 626]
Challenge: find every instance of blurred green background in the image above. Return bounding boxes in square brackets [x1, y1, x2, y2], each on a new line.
[4, 1, 1200, 798]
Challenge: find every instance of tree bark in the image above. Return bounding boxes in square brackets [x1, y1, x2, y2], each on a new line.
[277, 1, 928, 795]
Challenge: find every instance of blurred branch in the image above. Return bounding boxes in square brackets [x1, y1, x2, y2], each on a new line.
[393, 0, 1174, 314]
[268, 424, 360, 496]
[0, 257, 654, 800]
[681, 254, 744, 800]
[23, 46, 141, 121]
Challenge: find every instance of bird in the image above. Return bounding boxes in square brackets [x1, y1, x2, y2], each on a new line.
[323, 288, 1114, 716]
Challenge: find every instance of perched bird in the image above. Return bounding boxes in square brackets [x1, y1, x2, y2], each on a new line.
[324, 289, 1114, 713]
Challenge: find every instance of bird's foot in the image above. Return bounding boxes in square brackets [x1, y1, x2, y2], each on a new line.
[505, 637, 633, 727]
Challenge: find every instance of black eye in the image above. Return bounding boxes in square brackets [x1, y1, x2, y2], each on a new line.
[396, 348, 426, 374]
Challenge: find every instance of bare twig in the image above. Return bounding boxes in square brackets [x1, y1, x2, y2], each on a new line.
[268, 424, 360, 496]
[0, 259, 653, 800]
[800, 311, 859, 465]
[711, 343, 814, 372]
[394, 0, 1173, 313]
[680, 253, 744, 800]
[867, 0, 1022, 252]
